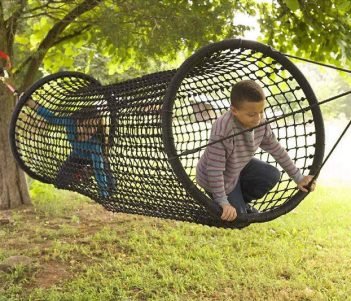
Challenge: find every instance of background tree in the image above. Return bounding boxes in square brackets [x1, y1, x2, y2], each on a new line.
[257, 0, 351, 67]
[1, 0, 350, 210]
[0, 0, 255, 209]
[257, 0, 351, 117]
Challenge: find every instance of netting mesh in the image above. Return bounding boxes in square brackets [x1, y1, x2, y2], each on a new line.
[10, 39, 324, 228]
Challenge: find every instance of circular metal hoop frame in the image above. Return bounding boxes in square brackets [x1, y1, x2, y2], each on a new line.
[162, 39, 325, 224]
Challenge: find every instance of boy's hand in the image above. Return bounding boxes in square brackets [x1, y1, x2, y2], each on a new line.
[220, 204, 237, 221]
[297, 175, 316, 192]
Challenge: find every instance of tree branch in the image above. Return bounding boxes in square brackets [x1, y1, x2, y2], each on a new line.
[21, 0, 102, 90]
[0, 1, 5, 34]
[52, 24, 92, 47]
[13, 55, 31, 76]
[14, 24, 92, 77]
[22, 0, 65, 16]
[5, 0, 26, 57]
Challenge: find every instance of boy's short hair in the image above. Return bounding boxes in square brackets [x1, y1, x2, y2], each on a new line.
[230, 80, 265, 108]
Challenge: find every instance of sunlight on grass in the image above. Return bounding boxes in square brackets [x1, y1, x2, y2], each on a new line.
[29, 180, 90, 217]
[1, 184, 350, 301]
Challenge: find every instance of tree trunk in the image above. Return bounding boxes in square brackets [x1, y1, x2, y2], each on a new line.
[0, 0, 102, 209]
[0, 87, 31, 209]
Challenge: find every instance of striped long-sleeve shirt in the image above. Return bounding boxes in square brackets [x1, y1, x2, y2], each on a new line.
[196, 111, 304, 206]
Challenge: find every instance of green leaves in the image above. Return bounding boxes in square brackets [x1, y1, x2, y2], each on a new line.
[283, 0, 300, 11]
[4, 0, 351, 86]
[8, 0, 263, 84]
[257, 0, 351, 69]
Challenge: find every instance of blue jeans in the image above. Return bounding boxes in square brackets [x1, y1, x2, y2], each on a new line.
[56, 152, 112, 198]
[228, 158, 280, 214]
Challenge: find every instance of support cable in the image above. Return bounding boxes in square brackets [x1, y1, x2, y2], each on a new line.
[171, 90, 351, 159]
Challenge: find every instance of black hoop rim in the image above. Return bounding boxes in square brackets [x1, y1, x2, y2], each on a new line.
[161, 39, 325, 224]
[9, 71, 101, 184]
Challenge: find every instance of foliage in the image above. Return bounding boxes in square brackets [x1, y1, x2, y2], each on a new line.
[5, 0, 258, 87]
[0, 0, 258, 209]
[1, 0, 350, 100]
[1, 0, 351, 208]
[298, 63, 351, 119]
[0, 184, 351, 300]
[257, 0, 351, 69]
[3, 0, 351, 87]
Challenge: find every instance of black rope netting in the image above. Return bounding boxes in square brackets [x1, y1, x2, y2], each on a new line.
[10, 39, 325, 228]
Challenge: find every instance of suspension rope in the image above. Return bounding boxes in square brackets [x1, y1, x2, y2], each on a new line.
[0, 50, 18, 97]
[283, 53, 351, 74]
[0, 70, 18, 96]
[8, 39, 350, 227]
[259, 50, 350, 190]
[306, 119, 351, 190]
[169, 90, 351, 160]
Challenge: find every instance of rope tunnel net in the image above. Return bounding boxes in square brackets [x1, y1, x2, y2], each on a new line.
[10, 39, 325, 228]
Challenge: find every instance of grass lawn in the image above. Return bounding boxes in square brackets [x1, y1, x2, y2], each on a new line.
[0, 182, 350, 301]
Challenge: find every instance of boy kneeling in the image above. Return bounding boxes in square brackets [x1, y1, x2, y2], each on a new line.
[196, 80, 315, 222]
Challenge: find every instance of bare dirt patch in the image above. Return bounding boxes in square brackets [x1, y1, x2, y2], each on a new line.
[32, 261, 71, 289]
